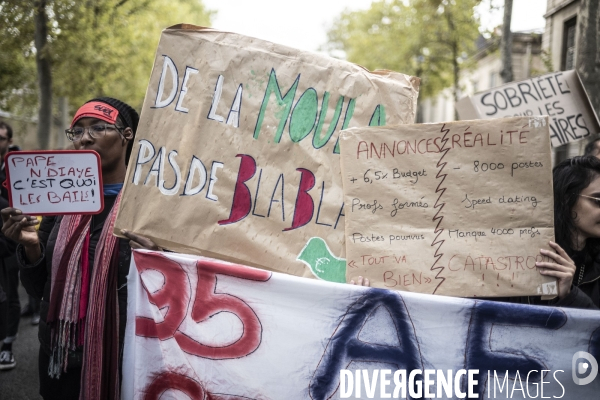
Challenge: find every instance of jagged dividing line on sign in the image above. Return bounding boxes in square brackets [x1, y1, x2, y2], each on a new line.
[430, 124, 453, 294]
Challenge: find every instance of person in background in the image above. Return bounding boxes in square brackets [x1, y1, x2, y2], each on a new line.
[20, 292, 41, 325]
[0, 121, 18, 371]
[534, 156, 600, 309]
[1, 97, 138, 399]
[0, 195, 17, 370]
[0, 121, 13, 199]
[584, 137, 600, 158]
[12, 141, 50, 326]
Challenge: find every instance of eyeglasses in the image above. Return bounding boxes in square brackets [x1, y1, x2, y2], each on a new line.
[579, 194, 600, 207]
[65, 124, 124, 142]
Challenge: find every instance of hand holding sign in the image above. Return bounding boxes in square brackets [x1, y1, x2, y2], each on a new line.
[1, 207, 43, 264]
[121, 229, 161, 251]
[0, 208, 40, 246]
[537, 241, 577, 299]
[4, 151, 103, 215]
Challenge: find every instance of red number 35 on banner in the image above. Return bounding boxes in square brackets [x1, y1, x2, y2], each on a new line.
[134, 251, 271, 359]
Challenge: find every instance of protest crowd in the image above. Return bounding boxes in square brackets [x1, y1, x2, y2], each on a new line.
[1, 3, 600, 400]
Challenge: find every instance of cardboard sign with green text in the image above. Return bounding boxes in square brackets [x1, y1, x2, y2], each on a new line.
[339, 116, 557, 297]
[115, 25, 419, 281]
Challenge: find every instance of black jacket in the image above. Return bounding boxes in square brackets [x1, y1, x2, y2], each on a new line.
[19, 195, 130, 367]
[0, 169, 16, 304]
[0, 196, 16, 301]
[0, 196, 17, 342]
[542, 254, 600, 309]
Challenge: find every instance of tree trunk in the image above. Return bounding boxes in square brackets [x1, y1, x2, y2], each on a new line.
[452, 43, 460, 121]
[444, 9, 460, 120]
[57, 97, 69, 149]
[34, 0, 52, 150]
[576, 0, 600, 115]
[500, 0, 513, 83]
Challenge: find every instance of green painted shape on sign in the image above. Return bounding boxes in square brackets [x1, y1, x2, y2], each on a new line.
[289, 88, 318, 142]
[253, 69, 300, 143]
[333, 98, 356, 154]
[297, 237, 346, 283]
[369, 104, 386, 126]
[313, 93, 344, 149]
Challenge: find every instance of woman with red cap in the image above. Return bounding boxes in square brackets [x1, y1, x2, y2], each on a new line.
[1, 97, 138, 400]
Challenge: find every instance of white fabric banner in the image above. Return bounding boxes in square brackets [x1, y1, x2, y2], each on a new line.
[123, 250, 600, 399]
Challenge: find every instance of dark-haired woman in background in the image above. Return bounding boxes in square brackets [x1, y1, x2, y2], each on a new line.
[538, 156, 600, 309]
[1, 97, 138, 400]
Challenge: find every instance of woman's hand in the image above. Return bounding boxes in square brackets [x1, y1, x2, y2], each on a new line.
[350, 276, 370, 287]
[121, 229, 162, 251]
[1, 208, 40, 247]
[536, 241, 576, 299]
[1, 207, 42, 263]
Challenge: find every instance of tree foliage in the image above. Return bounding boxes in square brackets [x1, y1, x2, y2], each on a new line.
[325, 0, 481, 99]
[0, 0, 214, 118]
[0, 1, 38, 115]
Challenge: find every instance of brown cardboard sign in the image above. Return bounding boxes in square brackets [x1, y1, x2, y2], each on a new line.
[114, 25, 419, 282]
[456, 70, 600, 147]
[339, 116, 557, 297]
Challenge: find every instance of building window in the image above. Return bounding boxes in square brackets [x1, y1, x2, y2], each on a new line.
[489, 72, 499, 89]
[562, 17, 577, 70]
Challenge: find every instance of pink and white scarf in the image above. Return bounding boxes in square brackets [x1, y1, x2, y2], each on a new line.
[47, 193, 122, 400]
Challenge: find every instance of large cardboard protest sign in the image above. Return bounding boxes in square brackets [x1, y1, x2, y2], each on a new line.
[4, 150, 103, 215]
[115, 25, 419, 279]
[456, 70, 600, 147]
[123, 250, 600, 399]
[339, 116, 556, 297]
